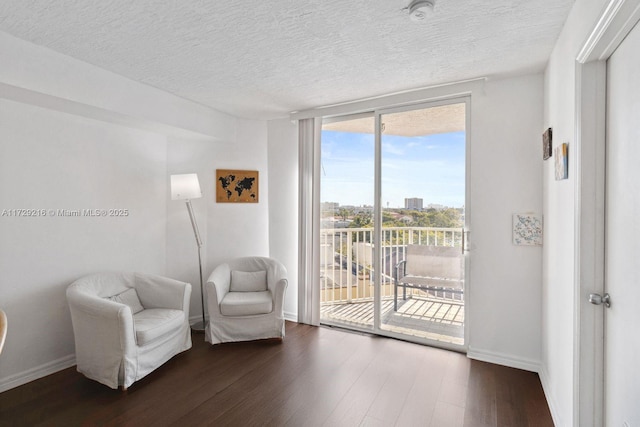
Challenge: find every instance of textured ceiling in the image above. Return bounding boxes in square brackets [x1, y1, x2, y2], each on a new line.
[0, 0, 575, 120]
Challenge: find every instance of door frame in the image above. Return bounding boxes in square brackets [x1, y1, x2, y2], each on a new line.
[574, 1, 640, 425]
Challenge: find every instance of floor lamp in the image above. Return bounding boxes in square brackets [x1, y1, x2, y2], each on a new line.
[170, 173, 206, 333]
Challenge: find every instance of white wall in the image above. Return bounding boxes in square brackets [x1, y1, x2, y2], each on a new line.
[267, 119, 299, 320]
[270, 74, 544, 367]
[466, 74, 543, 370]
[0, 99, 168, 389]
[541, 1, 608, 425]
[166, 120, 271, 319]
[0, 32, 271, 392]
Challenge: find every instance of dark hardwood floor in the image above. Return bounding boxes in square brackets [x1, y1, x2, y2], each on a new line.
[0, 322, 553, 426]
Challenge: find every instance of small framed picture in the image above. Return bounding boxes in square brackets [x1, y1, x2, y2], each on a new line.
[555, 143, 568, 180]
[543, 128, 552, 160]
[513, 213, 543, 246]
[216, 169, 259, 203]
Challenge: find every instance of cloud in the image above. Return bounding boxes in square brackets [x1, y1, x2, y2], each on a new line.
[382, 142, 405, 156]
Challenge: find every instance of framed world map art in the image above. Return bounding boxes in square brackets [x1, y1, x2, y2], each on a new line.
[216, 169, 259, 203]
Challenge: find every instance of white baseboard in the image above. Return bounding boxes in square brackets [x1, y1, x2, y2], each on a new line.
[0, 354, 76, 393]
[467, 347, 541, 373]
[538, 365, 562, 427]
[284, 311, 298, 322]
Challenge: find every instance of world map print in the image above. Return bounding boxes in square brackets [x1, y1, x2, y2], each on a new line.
[216, 169, 259, 203]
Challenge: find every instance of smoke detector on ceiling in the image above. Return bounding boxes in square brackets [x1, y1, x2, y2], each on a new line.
[408, 0, 435, 22]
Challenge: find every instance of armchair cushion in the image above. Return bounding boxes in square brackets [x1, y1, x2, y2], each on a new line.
[230, 270, 267, 292]
[133, 308, 185, 346]
[220, 291, 273, 316]
[109, 288, 144, 314]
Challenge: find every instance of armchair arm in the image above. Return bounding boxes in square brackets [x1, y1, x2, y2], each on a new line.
[394, 260, 407, 283]
[204, 281, 222, 318]
[272, 278, 288, 316]
[205, 264, 231, 318]
[135, 273, 191, 311]
[66, 288, 136, 388]
[206, 263, 231, 305]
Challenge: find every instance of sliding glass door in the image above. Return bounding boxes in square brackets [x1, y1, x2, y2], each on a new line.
[376, 102, 467, 347]
[319, 113, 375, 329]
[319, 99, 468, 350]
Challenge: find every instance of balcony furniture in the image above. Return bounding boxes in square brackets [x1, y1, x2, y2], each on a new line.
[0, 309, 6, 355]
[205, 257, 287, 345]
[394, 245, 464, 311]
[66, 272, 192, 390]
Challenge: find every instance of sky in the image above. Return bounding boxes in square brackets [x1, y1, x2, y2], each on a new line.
[321, 130, 466, 208]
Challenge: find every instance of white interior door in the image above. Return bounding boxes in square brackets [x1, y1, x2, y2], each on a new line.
[604, 20, 640, 427]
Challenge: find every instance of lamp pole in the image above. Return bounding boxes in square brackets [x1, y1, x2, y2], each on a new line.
[170, 173, 206, 334]
[186, 199, 206, 332]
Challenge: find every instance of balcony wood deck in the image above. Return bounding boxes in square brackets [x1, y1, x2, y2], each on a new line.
[321, 294, 464, 345]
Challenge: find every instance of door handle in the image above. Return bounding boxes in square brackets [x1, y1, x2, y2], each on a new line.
[588, 293, 611, 308]
[461, 229, 469, 254]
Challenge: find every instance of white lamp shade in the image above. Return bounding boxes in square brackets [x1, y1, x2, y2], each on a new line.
[171, 173, 202, 200]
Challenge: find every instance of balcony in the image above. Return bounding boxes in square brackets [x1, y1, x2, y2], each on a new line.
[320, 226, 464, 345]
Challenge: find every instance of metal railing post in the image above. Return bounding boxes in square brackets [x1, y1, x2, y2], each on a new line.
[346, 229, 352, 303]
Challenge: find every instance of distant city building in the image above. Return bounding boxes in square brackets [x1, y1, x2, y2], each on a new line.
[404, 198, 423, 210]
[427, 203, 446, 210]
[321, 202, 339, 212]
[330, 204, 374, 214]
[355, 205, 374, 214]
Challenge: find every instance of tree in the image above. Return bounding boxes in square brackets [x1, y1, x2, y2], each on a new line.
[349, 212, 372, 228]
[338, 208, 350, 221]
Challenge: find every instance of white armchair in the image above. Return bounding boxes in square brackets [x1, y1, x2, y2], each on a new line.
[66, 272, 192, 390]
[205, 257, 287, 345]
